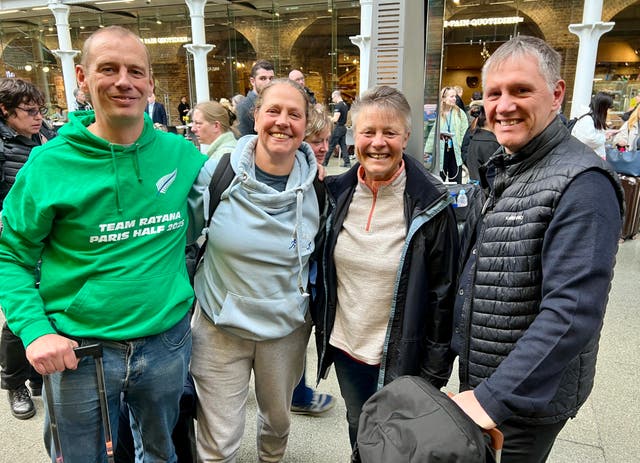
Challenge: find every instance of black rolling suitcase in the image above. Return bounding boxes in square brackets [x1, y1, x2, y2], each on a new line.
[619, 175, 640, 240]
[44, 344, 114, 463]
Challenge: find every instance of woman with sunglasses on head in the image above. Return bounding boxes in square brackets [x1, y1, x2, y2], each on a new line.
[424, 86, 469, 183]
[0, 77, 56, 421]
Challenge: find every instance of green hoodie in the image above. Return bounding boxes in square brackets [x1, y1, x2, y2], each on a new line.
[0, 112, 207, 347]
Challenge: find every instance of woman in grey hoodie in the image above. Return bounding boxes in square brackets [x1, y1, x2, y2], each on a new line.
[190, 78, 320, 462]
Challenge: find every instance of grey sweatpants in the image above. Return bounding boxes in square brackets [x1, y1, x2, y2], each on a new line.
[190, 303, 311, 463]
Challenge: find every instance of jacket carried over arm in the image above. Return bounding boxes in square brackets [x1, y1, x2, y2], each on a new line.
[313, 154, 459, 390]
[0, 112, 207, 347]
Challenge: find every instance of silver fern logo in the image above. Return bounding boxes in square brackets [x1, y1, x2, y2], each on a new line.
[156, 169, 177, 195]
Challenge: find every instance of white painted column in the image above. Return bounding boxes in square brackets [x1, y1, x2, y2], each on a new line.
[48, 0, 79, 110]
[568, 0, 614, 117]
[184, 0, 214, 103]
[350, 0, 373, 96]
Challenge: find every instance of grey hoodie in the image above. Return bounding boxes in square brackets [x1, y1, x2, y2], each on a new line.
[194, 135, 319, 340]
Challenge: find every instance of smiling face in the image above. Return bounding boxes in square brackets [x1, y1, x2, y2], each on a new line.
[76, 29, 154, 141]
[254, 82, 307, 165]
[354, 105, 409, 184]
[3, 100, 44, 137]
[483, 55, 564, 154]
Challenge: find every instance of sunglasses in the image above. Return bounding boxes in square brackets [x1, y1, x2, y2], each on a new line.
[17, 106, 48, 117]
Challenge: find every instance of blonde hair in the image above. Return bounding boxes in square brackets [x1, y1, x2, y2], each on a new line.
[194, 100, 239, 137]
[305, 108, 332, 139]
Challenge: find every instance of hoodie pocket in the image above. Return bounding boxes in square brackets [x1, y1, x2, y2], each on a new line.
[213, 291, 307, 341]
[65, 273, 193, 336]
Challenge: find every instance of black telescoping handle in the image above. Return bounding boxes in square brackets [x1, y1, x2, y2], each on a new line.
[73, 343, 103, 359]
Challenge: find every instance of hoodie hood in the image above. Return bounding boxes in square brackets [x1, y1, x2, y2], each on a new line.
[228, 134, 318, 211]
[57, 112, 158, 213]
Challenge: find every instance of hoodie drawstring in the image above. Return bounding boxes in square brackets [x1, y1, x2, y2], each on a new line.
[293, 187, 309, 298]
[132, 144, 142, 183]
[110, 145, 123, 214]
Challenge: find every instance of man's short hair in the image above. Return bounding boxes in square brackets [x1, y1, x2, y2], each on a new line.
[482, 35, 561, 93]
[251, 60, 274, 78]
[331, 90, 342, 99]
[81, 25, 151, 71]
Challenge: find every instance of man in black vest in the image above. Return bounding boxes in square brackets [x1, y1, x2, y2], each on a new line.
[450, 36, 623, 462]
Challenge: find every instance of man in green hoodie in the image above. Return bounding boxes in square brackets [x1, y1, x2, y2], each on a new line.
[0, 26, 207, 462]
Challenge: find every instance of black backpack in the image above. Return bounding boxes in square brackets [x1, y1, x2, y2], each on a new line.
[566, 112, 590, 133]
[356, 376, 501, 463]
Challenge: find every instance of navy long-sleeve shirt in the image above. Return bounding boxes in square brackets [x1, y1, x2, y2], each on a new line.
[452, 170, 621, 424]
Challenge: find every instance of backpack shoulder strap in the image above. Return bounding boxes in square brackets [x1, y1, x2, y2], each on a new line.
[206, 151, 234, 228]
[192, 152, 234, 272]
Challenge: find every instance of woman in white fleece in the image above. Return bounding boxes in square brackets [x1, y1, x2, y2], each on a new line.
[191, 78, 320, 462]
[312, 86, 459, 455]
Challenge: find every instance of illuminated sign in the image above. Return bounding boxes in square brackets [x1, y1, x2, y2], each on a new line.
[142, 36, 190, 44]
[444, 17, 524, 28]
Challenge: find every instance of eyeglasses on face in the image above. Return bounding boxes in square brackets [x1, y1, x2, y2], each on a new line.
[16, 106, 48, 117]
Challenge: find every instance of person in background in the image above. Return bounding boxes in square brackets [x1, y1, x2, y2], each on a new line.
[451, 35, 623, 462]
[571, 91, 614, 159]
[461, 104, 500, 183]
[49, 105, 67, 125]
[0, 26, 208, 461]
[190, 100, 238, 161]
[289, 108, 336, 416]
[231, 94, 245, 113]
[289, 69, 317, 105]
[424, 86, 469, 183]
[322, 90, 350, 168]
[236, 59, 275, 136]
[0, 78, 56, 421]
[146, 92, 168, 126]
[178, 96, 191, 125]
[454, 85, 466, 112]
[190, 78, 320, 462]
[313, 85, 458, 453]
[72, 88, 92, 111]
[612, 100, 639, 151]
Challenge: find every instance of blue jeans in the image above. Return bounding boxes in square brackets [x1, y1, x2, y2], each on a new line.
[44, 314, 191, 463]
[332, 349, 379, 449]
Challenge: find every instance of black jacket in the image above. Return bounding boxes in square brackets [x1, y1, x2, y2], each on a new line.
[456, 117, 624, 425]
[0, 120, 55, 209]
[312, 154, 459, 390]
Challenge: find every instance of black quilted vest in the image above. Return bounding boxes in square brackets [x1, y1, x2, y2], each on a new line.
[459, 119, 623, 424]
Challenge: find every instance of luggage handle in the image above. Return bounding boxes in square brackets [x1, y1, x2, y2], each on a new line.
[73, 343, 103, 359]
[44, 343, 114, 463]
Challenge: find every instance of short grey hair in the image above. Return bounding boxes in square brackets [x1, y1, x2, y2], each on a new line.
[350, 85, 412, 133]
[482, 35, 561, 93]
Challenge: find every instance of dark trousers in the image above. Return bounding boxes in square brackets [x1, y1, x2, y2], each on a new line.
[324, 125, 349, 166]
[332, 349, 379, 449]
[114, 374, 197, 463]
[441, 143, 462, 183]
[0, 322, 42, 391]
[498, 418, 567, 463]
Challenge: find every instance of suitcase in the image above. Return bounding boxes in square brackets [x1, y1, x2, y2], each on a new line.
[619, 175, 640, 240]
[44, 344, 114, 463]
